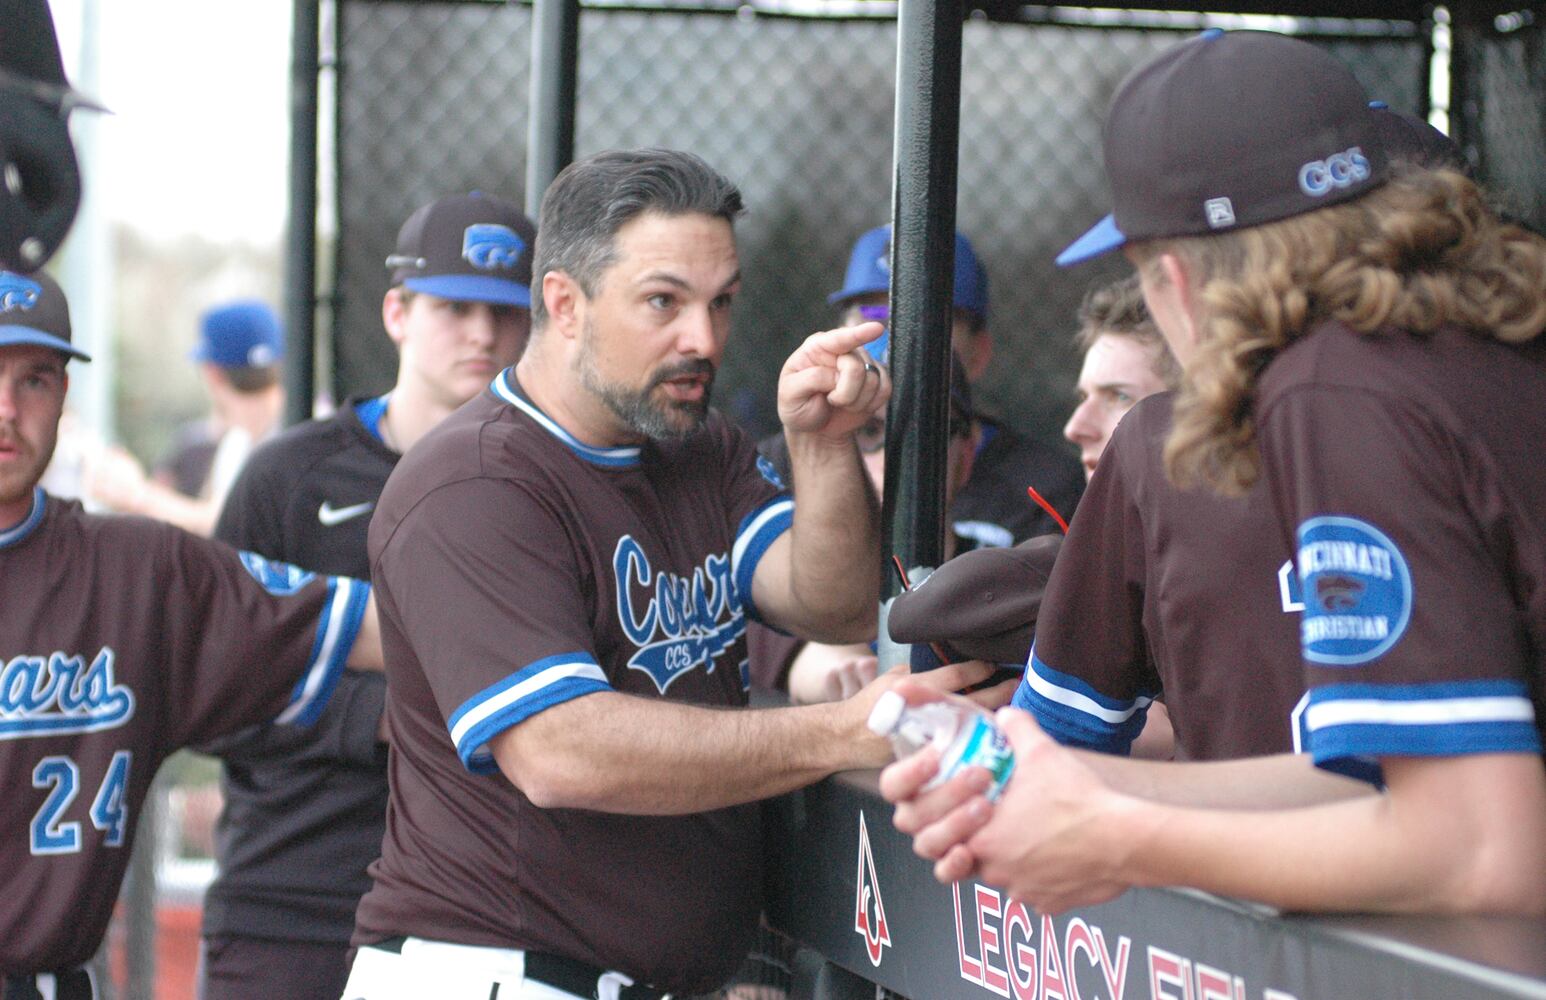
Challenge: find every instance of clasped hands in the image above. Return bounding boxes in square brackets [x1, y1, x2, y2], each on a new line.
[879, 682, 1139, 915]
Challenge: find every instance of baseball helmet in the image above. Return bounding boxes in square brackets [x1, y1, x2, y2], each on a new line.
[0, 0, 106, 270]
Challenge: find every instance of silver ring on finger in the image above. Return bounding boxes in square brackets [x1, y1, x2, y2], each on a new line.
[863, 361, 878, 376]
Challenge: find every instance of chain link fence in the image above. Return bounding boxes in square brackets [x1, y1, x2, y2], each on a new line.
[326, 2, 1457, 446]
[1457, 8, 1546, 230]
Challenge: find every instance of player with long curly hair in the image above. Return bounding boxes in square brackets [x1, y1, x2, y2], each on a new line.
[881, 29, 1545, 918]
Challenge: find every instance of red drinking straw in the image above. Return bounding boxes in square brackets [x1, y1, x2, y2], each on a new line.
[1026, 485, 1069, 535]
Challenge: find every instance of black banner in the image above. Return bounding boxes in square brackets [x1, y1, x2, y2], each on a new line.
[767, 771, 1546, 1000]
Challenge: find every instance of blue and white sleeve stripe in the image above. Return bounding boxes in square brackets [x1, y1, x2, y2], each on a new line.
[1010, 644, 1152, 755]
[447, 652, 612, 774]
[276, 576, 371, 726]
[1304, 678, 1540, 770]
[731, 496, 794, 624]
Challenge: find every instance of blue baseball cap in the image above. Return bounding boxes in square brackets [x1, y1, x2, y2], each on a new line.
[0, 269, 88, 360]
[193, 300, 283, 369]
[829, 225, 989, 320]
[1057, 30, 1388, 267]
[386, 192, 536, 307]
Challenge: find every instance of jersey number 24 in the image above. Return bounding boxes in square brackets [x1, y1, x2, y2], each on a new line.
[30, 751, 132, 855]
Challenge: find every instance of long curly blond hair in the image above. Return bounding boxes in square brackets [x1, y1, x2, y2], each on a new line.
[1129, 167, 1546, 496]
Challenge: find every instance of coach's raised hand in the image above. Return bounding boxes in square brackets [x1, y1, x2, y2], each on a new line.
[777, 321, 890, 440]
[750, 320, 890, 643]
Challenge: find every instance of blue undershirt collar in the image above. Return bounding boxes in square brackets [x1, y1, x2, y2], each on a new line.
[490, 368, 642, 469]
[0, 487, 46, 550]
[353, 393, 391, 443]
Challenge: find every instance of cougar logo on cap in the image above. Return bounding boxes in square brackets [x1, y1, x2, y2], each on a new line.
[1298, 146, 1372, 197]
[0, 273, 42, 312]
[462, 224, 526, 271]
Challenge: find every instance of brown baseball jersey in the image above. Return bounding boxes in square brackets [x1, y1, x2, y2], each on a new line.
[355, 370, 791, 995]
[1256, 321, 1545, 778]
[0, 491, 370, 975]
[1012, 392, 1305, 759]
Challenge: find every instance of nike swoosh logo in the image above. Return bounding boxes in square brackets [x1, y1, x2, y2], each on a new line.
[317, 500, 375, 526]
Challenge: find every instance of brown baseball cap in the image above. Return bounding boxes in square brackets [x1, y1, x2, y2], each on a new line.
[888, 533, 1063, 665]
[1058, 29, 1389, 265]
[0, 269, 87, 360]
[386, 192, 536, 306]
[1366, 102, 1468, 174]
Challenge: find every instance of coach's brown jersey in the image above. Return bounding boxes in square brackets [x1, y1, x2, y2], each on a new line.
[1257, 321, 1545, 778]
[356, 370, 791, 994]
[0, 492, 369, 974]
[1012, 393, 1304, 759]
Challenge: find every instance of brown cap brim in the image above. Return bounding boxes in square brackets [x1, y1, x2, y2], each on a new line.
[888, 533, 1062, 665]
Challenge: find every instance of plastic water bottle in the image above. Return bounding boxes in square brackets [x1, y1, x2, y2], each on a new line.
[867, 691, 1015, 800]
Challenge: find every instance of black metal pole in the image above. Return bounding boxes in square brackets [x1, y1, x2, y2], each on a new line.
[283, 0, 320, 426]
[881, 0, 964, 596]
[526, 0, 580, 213]
[1418, 3, 1437, 122]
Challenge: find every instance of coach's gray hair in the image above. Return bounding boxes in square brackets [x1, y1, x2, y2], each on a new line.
[530, 148, 745, 328]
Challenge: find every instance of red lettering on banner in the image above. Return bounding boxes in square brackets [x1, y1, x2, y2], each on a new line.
[1194, 962, 1237, 1000]
[954, 882, 1138, 1000]
[950, 882, 1304, 1000]
[1003, 900, 1038, 1000]
[1148, 946, 1194, 1000]
[976, 886, 1011, 996]
[1095, 924, 1131, 999]
[956, 881, 986, 985]
[1040, 913, 1070, 1000]
[1062, 917, 1131, 1000]
[1064, 918, 1097, 1000]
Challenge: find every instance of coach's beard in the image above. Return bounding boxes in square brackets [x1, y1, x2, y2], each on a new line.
[578, 341, 714, 443]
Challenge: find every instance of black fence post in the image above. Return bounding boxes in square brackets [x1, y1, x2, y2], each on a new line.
[526, 0, 580, 213]
[283, 0, 320, 426]
[1445, 6, 1481, 176]
[882, 0, 964, 595]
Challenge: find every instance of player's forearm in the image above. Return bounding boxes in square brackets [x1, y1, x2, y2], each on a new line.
[1082, 750, 1373, 809]
[1096, 754, 1546, 915]
[493, 691, 887, 814]
[779, 430, 880, 642]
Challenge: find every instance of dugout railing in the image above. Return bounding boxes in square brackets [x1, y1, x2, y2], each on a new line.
[764, 766, 1546, 999]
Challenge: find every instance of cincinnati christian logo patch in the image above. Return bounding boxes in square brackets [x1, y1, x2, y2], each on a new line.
[854, 811, 891, 966]
[1296, 516, 1412, 665]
